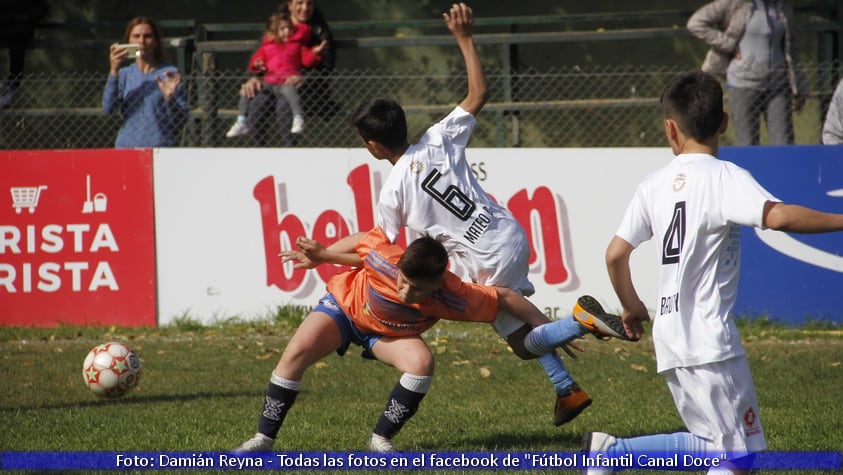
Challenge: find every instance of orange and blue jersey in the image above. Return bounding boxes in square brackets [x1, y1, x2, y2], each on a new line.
[327, 228, 499, 337]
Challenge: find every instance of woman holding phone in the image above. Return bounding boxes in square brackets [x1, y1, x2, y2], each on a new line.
[102, 16, 187, 148]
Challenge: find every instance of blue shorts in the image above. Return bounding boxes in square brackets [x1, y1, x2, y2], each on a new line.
[313, 293, 381, 359]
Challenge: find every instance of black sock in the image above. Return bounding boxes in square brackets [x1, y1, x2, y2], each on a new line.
[258, 382, 298, 439]
[373, 382, 426, 439]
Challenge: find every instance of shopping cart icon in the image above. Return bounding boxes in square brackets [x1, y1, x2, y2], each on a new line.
[10, 185, 48, 214]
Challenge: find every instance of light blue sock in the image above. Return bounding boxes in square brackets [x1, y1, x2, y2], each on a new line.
[236, 115, 246, 123]
[606, 432, 711, 456]
[537, 352, 575, 395]
[525, 316, 589, 355]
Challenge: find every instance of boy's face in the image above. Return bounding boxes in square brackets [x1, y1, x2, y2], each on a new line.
[396, 271, 441, 304]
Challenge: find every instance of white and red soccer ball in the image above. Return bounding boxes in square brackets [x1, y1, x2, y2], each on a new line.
[82, 342, 142, 398]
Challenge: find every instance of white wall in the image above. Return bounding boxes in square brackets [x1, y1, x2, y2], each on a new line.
[153, 148, 669, 325]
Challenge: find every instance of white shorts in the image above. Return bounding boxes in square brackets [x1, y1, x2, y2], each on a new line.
[665, 356, 767, 453]
[491, 309, 528, 338]
[473, 231, 535, 339]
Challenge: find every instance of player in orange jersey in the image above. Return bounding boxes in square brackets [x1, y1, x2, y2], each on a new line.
[234, 227, 591, 452]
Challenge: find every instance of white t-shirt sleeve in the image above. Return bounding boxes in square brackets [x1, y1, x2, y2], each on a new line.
[718, 164, 778, 228]
[419, 106, 477, 149]
[616, 183, 654, 248]
[377, 192, 403, 243]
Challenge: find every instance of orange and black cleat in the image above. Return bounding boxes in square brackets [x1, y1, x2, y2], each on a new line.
[553, 383, 592, 426]
[573, 295, 637, 342]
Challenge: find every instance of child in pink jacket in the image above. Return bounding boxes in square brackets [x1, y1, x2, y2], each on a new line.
[226, 12, 326, 137]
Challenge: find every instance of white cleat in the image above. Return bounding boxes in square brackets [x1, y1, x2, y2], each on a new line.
[232, 432, 274, 452]
[368, 433, 395, 452]
[582, 431, 617, 475]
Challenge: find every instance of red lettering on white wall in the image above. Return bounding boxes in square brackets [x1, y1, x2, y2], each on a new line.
[254, 165, 574, 294]
[508, 187, 572, 285]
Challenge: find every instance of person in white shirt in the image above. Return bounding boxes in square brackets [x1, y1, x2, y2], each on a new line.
[583, 70, 843, 475]
[351, 2, 635, 428]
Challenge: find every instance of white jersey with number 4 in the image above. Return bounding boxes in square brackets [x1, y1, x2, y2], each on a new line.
[376, 106, 533, 295]
[616, 153, 778, 372]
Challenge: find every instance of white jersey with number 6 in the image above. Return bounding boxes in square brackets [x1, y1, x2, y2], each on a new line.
[376, 106, 534, 296]
[615, 153, 778, 372]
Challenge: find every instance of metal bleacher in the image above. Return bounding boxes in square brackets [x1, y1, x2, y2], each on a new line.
[2, 6, 840, 148]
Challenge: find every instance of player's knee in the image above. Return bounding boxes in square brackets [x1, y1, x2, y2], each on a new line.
[510, 345, 537, 360]
[506, 326, 537, 360]
[403, 350, 435, 375]
[277, 340, 312, 371]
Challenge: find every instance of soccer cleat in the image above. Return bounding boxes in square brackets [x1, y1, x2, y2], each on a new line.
[232, 432, 274, 452]
[290, 116, 305, 134]
[368, 433, 396, 452]
[573, 295, 636, 341]
[553, 383, 592, 426]
[581, 431, 617, 475]
[225, 121, 250, 138]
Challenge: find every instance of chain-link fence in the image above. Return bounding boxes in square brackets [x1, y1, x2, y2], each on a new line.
[1, 64, 840, 150]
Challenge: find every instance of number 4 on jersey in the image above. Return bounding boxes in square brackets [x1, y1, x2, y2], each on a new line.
[662, 201, 685, 264]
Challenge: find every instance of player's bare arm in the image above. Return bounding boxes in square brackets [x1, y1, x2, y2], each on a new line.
[444, 3, 488, 116]
[606, 236, 650, 340]
[279, 233, 366, 269]
[763, 201, 843, 233]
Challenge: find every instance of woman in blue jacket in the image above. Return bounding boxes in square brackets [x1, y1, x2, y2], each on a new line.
[102, 17, 187, 148]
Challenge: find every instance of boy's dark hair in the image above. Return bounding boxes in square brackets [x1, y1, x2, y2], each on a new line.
[350, 97, 408, 150]
[397, 234, 448, 281]
[660, 70, 724, 142]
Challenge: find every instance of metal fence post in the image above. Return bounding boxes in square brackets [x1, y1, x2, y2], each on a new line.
[198, 52, 218, 146]
[498, 43, 513, 147]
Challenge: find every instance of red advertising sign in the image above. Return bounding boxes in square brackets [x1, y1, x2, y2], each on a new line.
[0, 150, 156, 327]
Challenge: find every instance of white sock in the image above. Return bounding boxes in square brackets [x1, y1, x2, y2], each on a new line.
[399, 373, 432, 393]
[270, 372, 301, 391]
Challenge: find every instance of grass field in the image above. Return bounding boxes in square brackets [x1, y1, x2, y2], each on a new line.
[1, 310, 841, 474]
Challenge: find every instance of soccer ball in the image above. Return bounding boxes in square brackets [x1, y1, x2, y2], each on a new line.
[82, 342, 142, 398]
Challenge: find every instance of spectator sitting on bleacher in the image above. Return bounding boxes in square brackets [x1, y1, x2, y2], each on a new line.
[102, 16, 187, 148]
[238, 0, 337, 146]
[225, 10, 327, 138]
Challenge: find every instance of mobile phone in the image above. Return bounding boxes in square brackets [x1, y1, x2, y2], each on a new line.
[114, 43, 141, 59]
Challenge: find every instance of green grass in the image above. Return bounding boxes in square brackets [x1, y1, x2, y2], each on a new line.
[1, 312, 841, 474]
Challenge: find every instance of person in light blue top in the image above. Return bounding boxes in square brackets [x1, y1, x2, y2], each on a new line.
[102, 16, 186, 148]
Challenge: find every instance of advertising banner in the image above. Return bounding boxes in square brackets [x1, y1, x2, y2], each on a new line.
[153, 148, 666, 325]
[726, 145, 843, 323]
[154, 146, 842, 326]
[0, 149, 156, 327]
